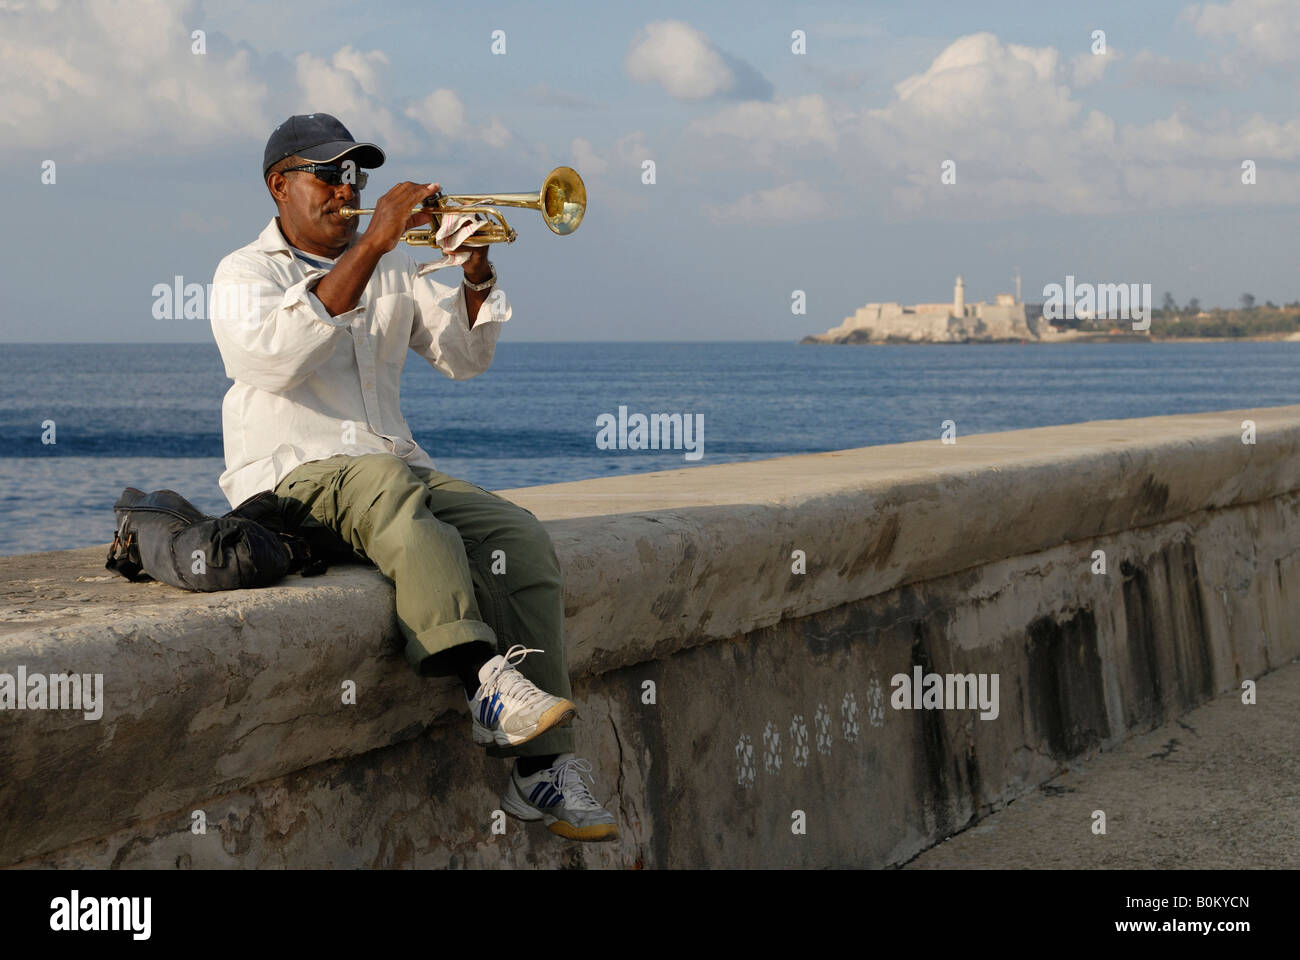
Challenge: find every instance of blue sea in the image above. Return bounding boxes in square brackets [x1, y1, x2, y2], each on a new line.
[2, 341, 1298, 556]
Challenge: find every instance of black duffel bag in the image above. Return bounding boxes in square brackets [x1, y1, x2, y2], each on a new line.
[104, 487, 347, 591]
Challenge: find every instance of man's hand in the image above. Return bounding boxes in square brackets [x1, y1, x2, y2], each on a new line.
[361, 181, 441, 254]
[313, 181, 438, 316]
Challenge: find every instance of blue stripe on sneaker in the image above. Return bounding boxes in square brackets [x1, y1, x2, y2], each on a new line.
[480, 693, 501, 728]
[529, 782, 547, 804]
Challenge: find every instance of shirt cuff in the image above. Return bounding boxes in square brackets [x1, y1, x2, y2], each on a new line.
[296, 269, 364, 328]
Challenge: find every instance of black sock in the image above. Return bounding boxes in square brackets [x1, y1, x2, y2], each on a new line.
[420, 640, 495, 697]
[516, 754, 559, 777]
[457, 665, 484, 698]
[457, 641, 496, 698]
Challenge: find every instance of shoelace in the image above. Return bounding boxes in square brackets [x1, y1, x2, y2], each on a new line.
[547, 757, 604, 811]
[482, 644, 553, 713]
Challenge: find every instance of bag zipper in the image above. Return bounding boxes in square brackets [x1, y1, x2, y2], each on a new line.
[117, 504, 206, 523]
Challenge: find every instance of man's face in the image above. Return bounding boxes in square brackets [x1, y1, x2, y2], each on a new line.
[268, 157, 363, 257]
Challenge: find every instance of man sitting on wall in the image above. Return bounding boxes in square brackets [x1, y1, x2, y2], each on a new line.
[209, 113, 617, 842]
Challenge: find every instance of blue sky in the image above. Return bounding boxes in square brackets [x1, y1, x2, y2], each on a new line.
[6, 0, 1300, 342]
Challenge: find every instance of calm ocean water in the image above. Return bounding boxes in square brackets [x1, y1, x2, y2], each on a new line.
[1, 341, 1297, 556]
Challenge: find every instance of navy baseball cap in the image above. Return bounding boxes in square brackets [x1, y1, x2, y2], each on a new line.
[263, 113, 386, 177]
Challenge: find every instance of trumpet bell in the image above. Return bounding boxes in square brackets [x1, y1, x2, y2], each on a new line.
[541, 166, 585, 236]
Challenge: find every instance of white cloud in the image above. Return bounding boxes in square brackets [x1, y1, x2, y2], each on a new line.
[1121, 111, 1300, 162]
[0, 0, 506, 161]
[856, 33, 1125, 215]
[614, 130, 653, 166]
[1186, 0, 1300, 63]
[406, 88, 467, 139]
[625, 20, 733, 100]
[676, 29, 1300, 218]
[890, 33, 1069, 127]
[856, 31, 1300, 217]
[703, 180, 832, 224]
[0, 0, 271, 155]
[1120, 163, 1300, 208]
[688, 95, 838, 148]
[1069, 48, 1118, 88]
[684, 94, 840, 170]
[571, 137, 608, 176]
[404, 87, 513, 150]
[564, 132, 650, 213]
[480, 118, 511, 149]
[293, 47, 415, 154]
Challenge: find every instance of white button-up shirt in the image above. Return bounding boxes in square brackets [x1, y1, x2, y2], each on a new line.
[209, 217, 509, 508]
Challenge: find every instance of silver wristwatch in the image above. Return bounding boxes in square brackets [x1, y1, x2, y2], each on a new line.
[462, 263, 497, 292]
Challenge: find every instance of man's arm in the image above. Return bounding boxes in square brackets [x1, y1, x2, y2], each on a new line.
[408, 257, 510, 381]
[314, 181, 445, 316]
[209, 257, 352, 394]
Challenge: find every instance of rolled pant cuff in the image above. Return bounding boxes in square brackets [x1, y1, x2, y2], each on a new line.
[406, 619, 499, 673]
[486, 724, 577, 759]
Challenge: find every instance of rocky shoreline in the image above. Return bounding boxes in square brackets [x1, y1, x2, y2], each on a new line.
[801, 329, 1300, 345]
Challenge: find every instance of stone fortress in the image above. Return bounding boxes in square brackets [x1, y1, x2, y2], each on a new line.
[805, 274, 1050, 344]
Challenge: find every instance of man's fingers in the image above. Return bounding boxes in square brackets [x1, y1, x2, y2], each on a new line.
[373, 183, 439, 221]
[394, 183, 440, 208]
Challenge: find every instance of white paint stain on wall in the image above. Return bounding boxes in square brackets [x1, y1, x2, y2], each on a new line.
[790, 714, 810, 767]
[814, 702, 833, 755]
[762, 720, 783, 775]
[841, 691, 860, 743]
[735, 733, 756, 788]
[867, 674, 886, 728]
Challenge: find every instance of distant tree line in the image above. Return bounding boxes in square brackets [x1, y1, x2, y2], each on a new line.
[1149, 292, 1300, 338]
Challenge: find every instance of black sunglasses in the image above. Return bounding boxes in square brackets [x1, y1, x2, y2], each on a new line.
[282, 163, 368, 189]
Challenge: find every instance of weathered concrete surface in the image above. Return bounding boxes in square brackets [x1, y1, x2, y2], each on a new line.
[2, 406, 1299, 867]
[906, 658, 1300, 869]
[13, 491, 1298, 869]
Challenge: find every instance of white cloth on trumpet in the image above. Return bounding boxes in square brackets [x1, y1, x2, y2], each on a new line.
[421, 206, 491, 270]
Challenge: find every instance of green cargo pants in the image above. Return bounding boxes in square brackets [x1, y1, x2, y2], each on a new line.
[272, 452, 575, 758]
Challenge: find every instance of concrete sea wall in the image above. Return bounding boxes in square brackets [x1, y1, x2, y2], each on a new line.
[2, 406, 1298, 868]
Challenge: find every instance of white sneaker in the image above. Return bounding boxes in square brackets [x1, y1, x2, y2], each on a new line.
[468, 644, 576, 748]
[501, 754, 620, 842]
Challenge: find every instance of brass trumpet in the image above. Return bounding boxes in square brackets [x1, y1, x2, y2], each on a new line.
[338, 166, 586, 247]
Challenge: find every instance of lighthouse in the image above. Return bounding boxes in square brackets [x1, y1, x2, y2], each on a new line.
[953, 275, 965, 318]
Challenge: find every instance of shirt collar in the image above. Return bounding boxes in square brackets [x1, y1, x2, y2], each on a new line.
[288, 244, 338, 270]
[253, 217, 355, 263]
[253, 217, 293, 256]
